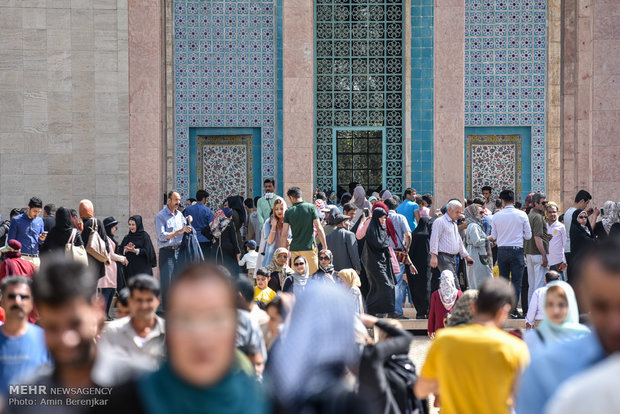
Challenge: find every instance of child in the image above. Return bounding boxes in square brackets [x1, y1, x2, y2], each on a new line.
[239, 240, 259, 280]
[428, 270, 463, 338]
[254, 268, 276, 305]
[526, 270, 561, 329]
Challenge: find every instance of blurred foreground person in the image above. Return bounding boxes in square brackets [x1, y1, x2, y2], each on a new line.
[517, 240, 620, 413]
[9, 256, 149, 414]
[98, 263, 269, 414]
[267, 283, 370, 414]
[415, 278, 529, 414]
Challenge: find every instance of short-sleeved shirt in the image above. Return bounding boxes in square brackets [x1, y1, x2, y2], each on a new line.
[284, 201, 319, 251]
[388, 210, 411, 250]
[254, 286, 276, 304]
[564, 207, 577, 253]
[421, 324, 530, 414]
[396, 200, 419, 231]
[0, 324, 51, 396]
[525, 209, 549, 255]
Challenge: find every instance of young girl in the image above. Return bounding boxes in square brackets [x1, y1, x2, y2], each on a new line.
[428, 270, 463, 338]
[524, 281, 590, 353]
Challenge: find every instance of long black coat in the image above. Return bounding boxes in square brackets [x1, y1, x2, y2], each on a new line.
[361, 212, 395, 315]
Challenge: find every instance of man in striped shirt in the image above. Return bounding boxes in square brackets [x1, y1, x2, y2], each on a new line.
[430, 199, 475, 291]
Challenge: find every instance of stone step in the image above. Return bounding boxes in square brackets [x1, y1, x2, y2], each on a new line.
[396, 318, 526, 331]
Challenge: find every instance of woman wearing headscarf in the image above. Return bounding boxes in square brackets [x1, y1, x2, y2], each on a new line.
[464, 204, 493, 289]
[267, 283, 369, 414]
[283, 255, 310, 296]
[409, 216, 432, 319]
[381, 190, 393, 202]
[98, 217, 128, 316]
[569, 209, 597, 260]
[593, 201, 618, 240]
[428, 270, 462, 338]
[446, 289, 479, 327]
[351, 185, 372, 227]
[79, 199, 109, 278]
[337, 269, 364, 315]
[311, 249, 337, 284]
[264, 247, 294, 292]
[256, 197, 291, 270]
[120, 215, 157, 280]
[40, 207, 84, 255]
[211, 207, 242, 275]
[225, 196, 246, 253]
[361, 208, 396, 317]
[524, 281, 590, 353]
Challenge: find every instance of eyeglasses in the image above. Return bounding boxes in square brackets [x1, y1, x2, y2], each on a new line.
[541, 201, 548, 205]
[578, 215, 587, 219]
[319, 256, 329, 260]
[294, 262, 305, 267]
[6, 293, 30, 300]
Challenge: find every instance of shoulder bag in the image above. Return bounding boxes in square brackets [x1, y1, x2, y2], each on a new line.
[86, 220, 110, 263]
[65, 229, 89, 266]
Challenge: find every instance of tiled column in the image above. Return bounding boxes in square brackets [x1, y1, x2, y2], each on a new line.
[128, 0, 164, 237]
[433, 0, 465, 207]
[282, 0, 314, 201]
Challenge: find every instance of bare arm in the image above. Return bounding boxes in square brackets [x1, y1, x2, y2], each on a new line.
[414, 377, 439, 400]
[280, 222, 290, 247]
[534, 236, 548, 266]
[314, 218, 327, 250]
[267, 219, 277, 245]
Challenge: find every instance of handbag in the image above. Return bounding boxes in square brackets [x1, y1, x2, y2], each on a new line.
[86, 219, 110, 263]
[65, 229, 88, 266]
[393, 229, 410, 264]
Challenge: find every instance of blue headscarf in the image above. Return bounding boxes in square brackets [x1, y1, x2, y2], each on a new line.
[537, 281, 590, 344]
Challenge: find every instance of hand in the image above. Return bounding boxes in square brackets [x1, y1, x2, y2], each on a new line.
[547, 233, 553, 240]
[402, 273, 408, 283]
[409, 264, 418, 275]
[558, 262, 567, 271]
[39, 233, 47, 241]
[542, 256, 548, 268]
[430, 255, 438, 268]
[360, 313, 378, 327]
[186, 215, 193, 224]
[122, 257, 129, 266]
[270, 217, 277, 227]
[183, 225, 192, 234]
[487, 235, 494, 241]
[465, 256, 475, 266]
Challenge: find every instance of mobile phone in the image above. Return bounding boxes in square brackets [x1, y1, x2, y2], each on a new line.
[42, 231, 48, 235]
[363, 208, 370, 217]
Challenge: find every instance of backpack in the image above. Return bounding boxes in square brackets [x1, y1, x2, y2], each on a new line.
[85, 219, 110, 263]
[384, 354, 428, 414]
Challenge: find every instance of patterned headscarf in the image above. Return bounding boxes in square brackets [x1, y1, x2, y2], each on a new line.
[601, 201, 619, 234]
[317, 249, 334, 273]
[446, 289, 478, 327]
[438, 270, 459, 311]
[210, 207, 233, 239]
[265, 247, 293, 287]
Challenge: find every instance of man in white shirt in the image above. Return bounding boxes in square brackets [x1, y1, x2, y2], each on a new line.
[430, 199, 475, 291]
[547, 202, 567, 280]
[564, 189, 594, 280]
[490, 189, 532, 317]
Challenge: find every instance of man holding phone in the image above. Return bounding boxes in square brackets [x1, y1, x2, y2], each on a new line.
[7, 197, 46, 269]
[429, 199, 475, 291]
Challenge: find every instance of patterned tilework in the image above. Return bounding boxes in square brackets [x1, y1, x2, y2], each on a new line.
[203, 144, 248, 208]
[464, 0, 547, 194]
[173, 0, 281, 199]
[410, 0, 434, 195]
[466, 134, 522, 199]
[314, 0, 405, 194]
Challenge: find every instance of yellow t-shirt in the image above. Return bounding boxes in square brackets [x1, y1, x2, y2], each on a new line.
[420, 324, 530, 414]
[253, 286, 276, 304]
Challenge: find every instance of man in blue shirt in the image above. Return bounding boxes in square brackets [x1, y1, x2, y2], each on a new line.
[396, 188, 420, 231]
[155, 191, 192, 309]
[0, 276, 50, 397]
[7, 197, 46, 269]
[516, 240, 620, 413]
[183, 189, 214, 259]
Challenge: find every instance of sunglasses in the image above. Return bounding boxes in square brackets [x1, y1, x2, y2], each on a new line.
[319, 256, 329, 260]
[541, 201, 548, 205]
[294, 262, 305, 267]
[6, 293, 30, 300]
[578, 215, 587, 219]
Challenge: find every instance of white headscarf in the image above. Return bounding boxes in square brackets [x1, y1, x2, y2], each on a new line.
[439, 270, 459, 310]
[601, 201, 619, 234]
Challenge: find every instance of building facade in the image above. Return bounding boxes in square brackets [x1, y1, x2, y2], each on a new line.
[1, 0, 619, 236]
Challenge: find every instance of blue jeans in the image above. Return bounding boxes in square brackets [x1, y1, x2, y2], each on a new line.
[159, 248, 180, 310]
[497, 247, 525, 306]
[98, 288, 115, 317]
[394, 263, 406, 315]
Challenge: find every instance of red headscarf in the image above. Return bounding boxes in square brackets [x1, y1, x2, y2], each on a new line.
[372, 201, 398, 247]
[0, 240, 37, 281]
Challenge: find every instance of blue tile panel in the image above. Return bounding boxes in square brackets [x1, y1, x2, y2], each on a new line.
[464, 0, 547, 194]
[173, 0, 283, 199]
[410, 0, 434, 195]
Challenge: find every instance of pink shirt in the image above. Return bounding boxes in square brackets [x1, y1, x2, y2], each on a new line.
[98, 236, 125, 289]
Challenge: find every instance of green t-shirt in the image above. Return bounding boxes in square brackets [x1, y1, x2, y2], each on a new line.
[525, 209, 549, 255]
[284, 201, 319, 251]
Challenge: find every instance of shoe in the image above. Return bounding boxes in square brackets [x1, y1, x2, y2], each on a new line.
[416, 314, 427, 319]
[388, 313, 405, 319]
[509, 311, 523, 319]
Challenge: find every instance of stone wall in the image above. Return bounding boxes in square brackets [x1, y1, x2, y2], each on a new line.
[0, 0, 129, 232]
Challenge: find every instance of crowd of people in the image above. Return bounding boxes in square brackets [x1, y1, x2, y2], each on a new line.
[0, 182, 619, 413]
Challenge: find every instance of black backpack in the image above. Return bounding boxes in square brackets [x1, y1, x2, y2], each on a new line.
[384, 354, 428, 414]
